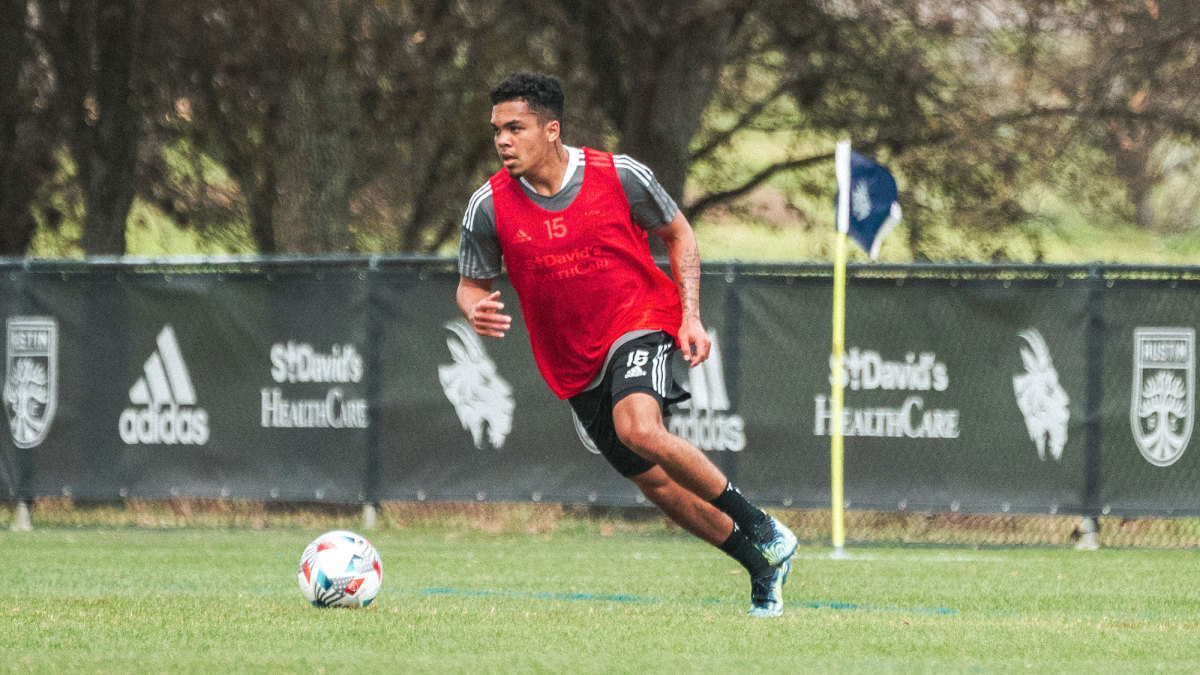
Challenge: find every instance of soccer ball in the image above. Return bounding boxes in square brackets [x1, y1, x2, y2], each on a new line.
[297, 530, 383, 608]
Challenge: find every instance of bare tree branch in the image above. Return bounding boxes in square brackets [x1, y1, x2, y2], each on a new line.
[690, 78, 794, 163]
[683, 153, 829, 219]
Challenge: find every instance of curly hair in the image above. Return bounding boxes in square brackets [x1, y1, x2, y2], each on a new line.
[489, 72, 564, 125]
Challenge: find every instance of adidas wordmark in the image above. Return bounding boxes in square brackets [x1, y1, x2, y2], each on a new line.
[118, 325, 210, 445]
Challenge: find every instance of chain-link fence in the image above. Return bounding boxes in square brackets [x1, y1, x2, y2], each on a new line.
[8, 497, 1200, 548]
[5, 257, 1200, 547]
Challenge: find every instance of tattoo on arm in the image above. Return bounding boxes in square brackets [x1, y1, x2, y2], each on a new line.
[658, 211, 703, 321]
[678, 244, 701, 318]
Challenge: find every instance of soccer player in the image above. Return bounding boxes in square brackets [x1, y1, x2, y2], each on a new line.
[456, 72, 797, 617]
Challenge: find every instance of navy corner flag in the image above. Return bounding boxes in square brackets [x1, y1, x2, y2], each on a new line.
[835, 141, 902, 259]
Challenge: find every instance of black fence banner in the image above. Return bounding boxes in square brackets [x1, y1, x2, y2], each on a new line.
[796, 276, 1092, 514]
[1098, 282, 1200, 516]
[13, 265, 371, 502]
[372, 267, 639, 504]
[3, 259, 1200, 518]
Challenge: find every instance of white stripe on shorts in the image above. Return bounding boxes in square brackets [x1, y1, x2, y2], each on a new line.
[651, 343, 670, 397]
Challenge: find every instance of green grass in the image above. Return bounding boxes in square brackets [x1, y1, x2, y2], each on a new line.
[1, 523, 1198, 673]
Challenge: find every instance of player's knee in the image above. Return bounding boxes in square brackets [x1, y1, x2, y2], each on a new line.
[615, 414, 664, 458]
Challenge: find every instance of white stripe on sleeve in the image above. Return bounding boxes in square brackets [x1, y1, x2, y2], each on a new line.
[462, 183, 493, 232]
[613, 155, 655, 188]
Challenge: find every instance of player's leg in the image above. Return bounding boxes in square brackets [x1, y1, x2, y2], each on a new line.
[568, 374, 742, 547]
[628, 464, 731, 545]
[570, 330, 796, 614]
[613, 392, 796, 564]
[629, 464, 789, 617]
[614, 392, 726, 499]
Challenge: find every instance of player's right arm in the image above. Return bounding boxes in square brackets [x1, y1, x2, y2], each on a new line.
[457, 277, 512, 338]
[457, 183, 510, 338]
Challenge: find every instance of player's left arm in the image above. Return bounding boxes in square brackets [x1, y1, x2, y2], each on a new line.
[653, 210, 711, 367]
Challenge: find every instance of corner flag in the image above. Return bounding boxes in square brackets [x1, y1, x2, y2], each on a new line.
[829, 140, 902, 559]
[835, 144, 902, 259]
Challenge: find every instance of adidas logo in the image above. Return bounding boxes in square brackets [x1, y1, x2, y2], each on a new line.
[624, 365, 646, 378]
[668, 332, 746, 451]
[118, 325, 209, 445]
[514, 229, 532, 243]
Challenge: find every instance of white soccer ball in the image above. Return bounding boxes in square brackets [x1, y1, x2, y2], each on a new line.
[297, 530, 383, 608]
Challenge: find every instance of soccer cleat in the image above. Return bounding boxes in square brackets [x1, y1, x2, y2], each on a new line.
[753, 515, 798, 567]
[747, 559, 791, 618]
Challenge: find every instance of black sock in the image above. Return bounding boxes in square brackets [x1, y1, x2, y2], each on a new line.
[719, 526, 773, 579]
[709, 482, 771, 542]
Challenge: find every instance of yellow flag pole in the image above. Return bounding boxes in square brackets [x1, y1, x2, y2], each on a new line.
[831, 140, 851, 558]
[831, 231, 847, 557]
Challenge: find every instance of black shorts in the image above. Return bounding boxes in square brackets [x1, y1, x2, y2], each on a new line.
[568, 331, 691, 478]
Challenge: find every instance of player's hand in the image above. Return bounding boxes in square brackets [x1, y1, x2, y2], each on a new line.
[677, 317, 711, 367]
[470, 290, 512, 338]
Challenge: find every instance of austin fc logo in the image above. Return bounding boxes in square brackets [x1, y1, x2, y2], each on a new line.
[1131, 327, 1194, 467]
[4, 317, 58, 449]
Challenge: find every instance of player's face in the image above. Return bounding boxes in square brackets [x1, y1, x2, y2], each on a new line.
[491, 100, 558, 178]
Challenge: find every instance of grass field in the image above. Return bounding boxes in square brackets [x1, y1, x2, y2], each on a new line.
[2, 511, 1199, 674]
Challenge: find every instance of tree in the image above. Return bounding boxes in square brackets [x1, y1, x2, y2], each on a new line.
[0, 1, 58, 256]
[680, 0, 1200, 257]
[153, 0, 522, 254]
[536, 0, 757, 204]
[38, 0, 145, 255]
[340, 0, 518, 254]
[12, 0, 1200, 260]
[155, 1, 312, 254]
[525, 0, 1036, 258]
[1019, 0, 1200, 230]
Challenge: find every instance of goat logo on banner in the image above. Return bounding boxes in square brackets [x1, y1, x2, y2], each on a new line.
[1131, 327, 1194, 467]
[438, 319, 515, 450]
[1012, 328, 1070, 461]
